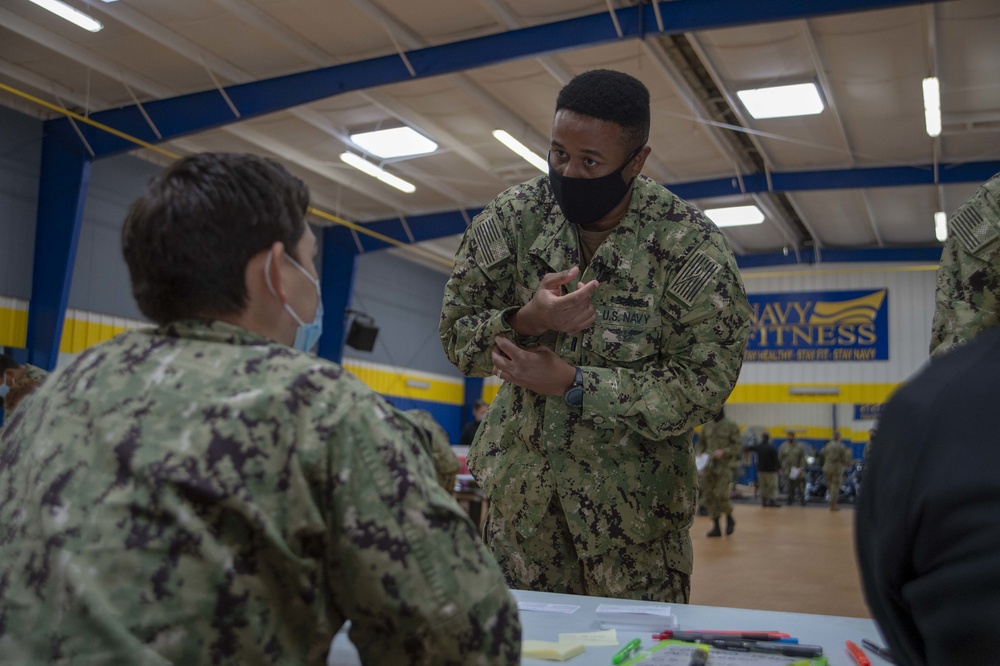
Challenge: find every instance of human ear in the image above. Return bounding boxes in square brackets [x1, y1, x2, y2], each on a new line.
[629, 146, 651, 178]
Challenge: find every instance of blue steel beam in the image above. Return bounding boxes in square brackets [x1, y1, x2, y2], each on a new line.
[27, 137, 92, 370]
[352, 160, 1000, 249]
[317, 226, 360, 363]
[46, 0, 945, 158]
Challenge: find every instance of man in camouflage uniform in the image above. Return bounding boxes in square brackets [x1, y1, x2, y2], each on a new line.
[746, 432, 781, 507]
[0, 353, 49, 417]
[930, 171, 1000, 357]
[779, 433, 808, 506]
[0, 153, 520, 665]
[439, 70, 751, 602]
[821, 431, 853, 511]
[700, 408, 742, 537]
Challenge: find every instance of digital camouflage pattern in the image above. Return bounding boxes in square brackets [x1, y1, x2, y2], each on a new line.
[440, 175, 751, 586]
[930, 172, 1000, 357]
[402, 409, 460, 493]
[0, 320, 520, 665]
[700, 417, 742, 520]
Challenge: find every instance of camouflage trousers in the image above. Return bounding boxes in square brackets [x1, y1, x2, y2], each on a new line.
[757, 472, 777, 502]
[784, 475, 805, 502]
[701, 467, 732, 519]
[483, 497, 690, 603]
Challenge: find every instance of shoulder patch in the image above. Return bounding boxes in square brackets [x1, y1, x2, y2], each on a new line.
[950, 202, 1000, 254]
[668, 250, 722, 306]
[472, 218, 511, 268]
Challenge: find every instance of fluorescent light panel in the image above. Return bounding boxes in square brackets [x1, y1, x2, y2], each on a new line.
[349, 127, 437, 159]
[736, 82, 824, 119]
[922, 77, 941, 138]
[27, 0, 103, 31]
[934, 211, 947, 242]
[339, 152, 415, 194]
[704, 205, 765, 228]
[492, 129, 547, 173]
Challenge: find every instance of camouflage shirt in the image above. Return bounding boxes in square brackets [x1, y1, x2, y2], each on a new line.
[778, 441, 808, 472]
[0, 320, 520, 665]
[930, 172, 1000, 356]
[701, 418, 742, 474]
[821, 440, 852, 476]
[440, 175, 751, 562]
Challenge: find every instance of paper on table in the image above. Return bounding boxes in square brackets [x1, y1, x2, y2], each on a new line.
[596, 603, 678, 631]
[521, 639, 586, 661]
[518, 601, 580, 614]
[557, 629, 618, 646]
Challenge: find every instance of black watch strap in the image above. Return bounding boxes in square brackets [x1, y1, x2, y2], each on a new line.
[564, 367, 584, 407]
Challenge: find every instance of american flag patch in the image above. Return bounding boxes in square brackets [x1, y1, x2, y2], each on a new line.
[950, 203, 999, 254]
[668, 251, 722, 306]
[473, 219, 510, 267]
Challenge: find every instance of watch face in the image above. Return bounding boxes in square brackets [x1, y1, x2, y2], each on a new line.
[565, 386, 584, 407]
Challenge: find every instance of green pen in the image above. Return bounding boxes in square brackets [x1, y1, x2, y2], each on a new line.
[612, 638, 642, 664]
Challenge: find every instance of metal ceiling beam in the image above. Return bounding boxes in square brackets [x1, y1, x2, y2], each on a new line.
[350, 159, 1000, 249]
[49, 0, 947, 158]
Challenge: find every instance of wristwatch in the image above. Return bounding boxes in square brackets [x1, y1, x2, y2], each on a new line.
[564, 366, 584, 407]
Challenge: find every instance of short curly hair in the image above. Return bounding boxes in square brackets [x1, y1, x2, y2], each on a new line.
[122, 153, 310, 325]
[555, 69, 650, 151]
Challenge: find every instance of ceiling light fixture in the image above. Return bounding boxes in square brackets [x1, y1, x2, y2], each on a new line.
[340, 152, 416, 194]
[492, 129, 547, 173]
[704, 205, 765, 228]
[27, 0, 103, 31]
[349, 127, 437, 159]
[922, 77, 942, 138]
[934, 211, 948, 242]
[736, 82, 824, 119]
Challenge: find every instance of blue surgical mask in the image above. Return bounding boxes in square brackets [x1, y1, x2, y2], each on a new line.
[265, 250, 323, 353]
[0, 376, 10, 399]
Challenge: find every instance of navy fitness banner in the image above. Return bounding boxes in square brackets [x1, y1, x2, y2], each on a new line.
[746, 289, 888, 362]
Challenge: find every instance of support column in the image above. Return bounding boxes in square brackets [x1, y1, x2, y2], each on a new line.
[26, 137, 92, 370]
[317, 226, 359, 363]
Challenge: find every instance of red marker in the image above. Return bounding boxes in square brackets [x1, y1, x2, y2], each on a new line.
[654, 630, 789, 641]
[847, 640, 871, 666]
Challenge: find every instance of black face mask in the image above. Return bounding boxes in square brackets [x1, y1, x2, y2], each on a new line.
[548, 148, 640, 226]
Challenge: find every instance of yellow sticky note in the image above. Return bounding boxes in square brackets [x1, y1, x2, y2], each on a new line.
[521, 639, 586, 661]
[557, 629, 619, 646]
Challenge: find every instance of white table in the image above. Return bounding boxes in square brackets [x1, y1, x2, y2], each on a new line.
[328, 589, 884, 665]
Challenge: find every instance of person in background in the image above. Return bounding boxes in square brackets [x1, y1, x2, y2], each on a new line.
[821, 431, 853, 512]
[700, 407, 742, 537]
[929, 171, 1000, 357]
[0, 353, 48, 417]
[779, 432, 808, 506]
[440, 69, 750, 602]
[404, 409, 460, 493]
[857, 324, 1000, 665]
[862, 428, 877, 465]
[0, 153, 520, 665]
[746, 432, 781, 508]
[459, 398, 489, 447]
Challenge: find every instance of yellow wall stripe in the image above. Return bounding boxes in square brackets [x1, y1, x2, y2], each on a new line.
[728, 383, 900, 404]
[341, 360, 464, 405]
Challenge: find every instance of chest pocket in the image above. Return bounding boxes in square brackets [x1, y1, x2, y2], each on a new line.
[592, 298, 661, 365]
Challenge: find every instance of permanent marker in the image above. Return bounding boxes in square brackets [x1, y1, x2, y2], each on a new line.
[846, 640, 871, 666]
[612, 638, 642, 665]
[861, 638, 894, 663]
[687, 646, 710, 666]
[701, 639, 823, 658]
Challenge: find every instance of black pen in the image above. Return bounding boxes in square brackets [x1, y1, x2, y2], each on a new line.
[861, 638, 895, 663]
[700, 639, 823, 658]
